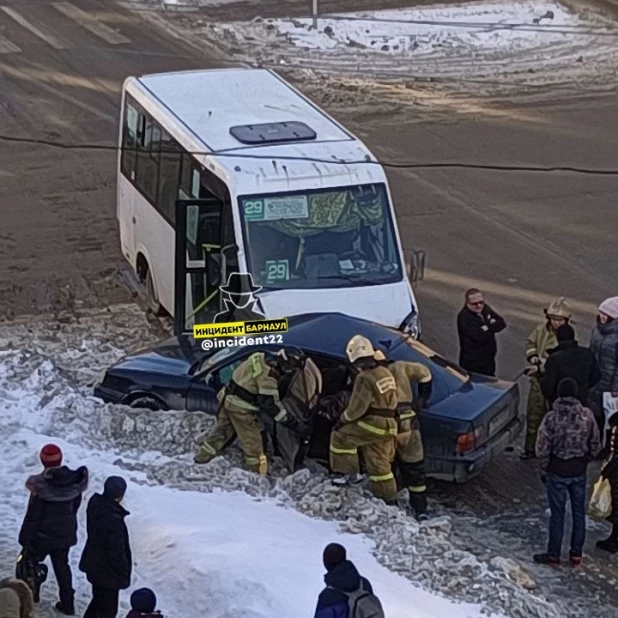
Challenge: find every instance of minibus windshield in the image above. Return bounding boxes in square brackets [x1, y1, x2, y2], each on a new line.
[238, 183, 403, 290]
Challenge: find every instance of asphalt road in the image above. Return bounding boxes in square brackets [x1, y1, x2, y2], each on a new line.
[0, 0, 617, 611]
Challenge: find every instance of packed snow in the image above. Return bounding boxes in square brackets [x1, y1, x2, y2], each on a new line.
[0, 307, 566, 618]
[187, 1, 618, 104]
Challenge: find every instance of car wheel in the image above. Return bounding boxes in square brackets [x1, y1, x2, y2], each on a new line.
[128, 395, 166, 411]
[144, 269, 163, 316]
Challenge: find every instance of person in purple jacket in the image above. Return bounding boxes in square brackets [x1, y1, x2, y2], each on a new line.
[313, 544, 384, 618]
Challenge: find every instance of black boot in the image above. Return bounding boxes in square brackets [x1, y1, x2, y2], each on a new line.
[596, 524, 618, 553]
[410, 490, 428, 520]
[55, 602, 75, 616]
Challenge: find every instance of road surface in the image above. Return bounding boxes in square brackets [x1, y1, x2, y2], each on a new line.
[0, 0, 617, 612]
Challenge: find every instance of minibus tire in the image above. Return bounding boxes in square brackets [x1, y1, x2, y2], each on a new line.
[144, 269, 162, 316]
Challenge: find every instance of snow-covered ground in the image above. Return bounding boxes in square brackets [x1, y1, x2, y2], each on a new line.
[157, 0, 618, 106]
[0, 306, 568, 618]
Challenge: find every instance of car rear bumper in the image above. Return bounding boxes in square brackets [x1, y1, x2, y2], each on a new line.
[93, 385, 124, 404]
[427, 412, 524, 482]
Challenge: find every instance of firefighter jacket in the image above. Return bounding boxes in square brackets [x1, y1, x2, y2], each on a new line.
[224, 352, 287, 423]
[387, 361, 432, 420]
[283, 357, 322, 415]
[341, 365, 398, 435]
[525, 323, 558, 369]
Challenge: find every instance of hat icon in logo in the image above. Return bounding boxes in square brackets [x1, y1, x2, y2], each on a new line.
[214, 272, 266, 324]
[220, 272, 262, 296]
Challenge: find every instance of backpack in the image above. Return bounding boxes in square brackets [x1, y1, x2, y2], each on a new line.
[345, 582, 385, 618]
[15, 549, 47, 603]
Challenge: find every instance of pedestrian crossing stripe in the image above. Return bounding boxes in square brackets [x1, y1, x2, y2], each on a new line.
[1, 6, 67, 50]
[0, 34, 20, 54]
[52, 2, 131, 45]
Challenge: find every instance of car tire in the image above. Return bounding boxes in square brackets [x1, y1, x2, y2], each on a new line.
[128, 395, 166, 411]
[144, 269, 163, 316]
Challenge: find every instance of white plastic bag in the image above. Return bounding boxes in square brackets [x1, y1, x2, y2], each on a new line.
[603, 393, 618, 432]
[588, 476, 612, 520]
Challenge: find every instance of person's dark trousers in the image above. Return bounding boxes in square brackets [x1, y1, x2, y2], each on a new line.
[546, 473, 587, 559]
[83, 586, 119, 618]
[35, 549, 74, 611]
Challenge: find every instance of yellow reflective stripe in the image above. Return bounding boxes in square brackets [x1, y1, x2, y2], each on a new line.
[341, 410, 353, 423]
[259, 387, 279, 396]
[358, 421, 397, 436]
[409, 485, 427, 493]
[330, 446, 358, 455]
[199, 442, 217, 455]
[274, 408, 287, 422]
[369, 472, 394, 483]
[225, 395, 258, 411]
[245, 457, 260, 464]
[399, 413, 414, 420]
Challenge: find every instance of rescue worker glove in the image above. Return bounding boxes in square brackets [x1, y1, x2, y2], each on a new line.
[418, 381, 433, 410]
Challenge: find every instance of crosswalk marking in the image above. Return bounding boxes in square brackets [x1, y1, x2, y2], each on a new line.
[0, 34, 20, 54]
[52, 2, 130, 45]
[1, 6, 67, 50]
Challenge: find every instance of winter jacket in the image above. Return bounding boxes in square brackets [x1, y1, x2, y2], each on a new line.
[0, 579, 34, 618]
[79, 493, 132, 590]
[589, 320, 618, 392]
[525, 322, 557, 369]
[536, 397, 601, 477]
[457, 304, 506, 376]
[601, 417, 618, 524]
[313, 560, 382, 618]
[0, 589, 20, 618]
[541, 340, 601, 407]
[18, 465, 88, 553]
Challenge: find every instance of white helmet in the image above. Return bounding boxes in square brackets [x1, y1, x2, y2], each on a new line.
[346, 335, 375, 363]
[373, 349, 387, 362]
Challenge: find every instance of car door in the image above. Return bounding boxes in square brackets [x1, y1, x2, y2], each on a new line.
[185, 351, 246, 414]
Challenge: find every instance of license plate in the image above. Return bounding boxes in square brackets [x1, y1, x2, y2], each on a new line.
[489, 406, 511, 435]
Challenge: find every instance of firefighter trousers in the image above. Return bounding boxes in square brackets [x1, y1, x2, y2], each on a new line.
[330, 416, 398, 501]
[395, 417, 427, 515]
[197, 404, 267, 474]
[525, 377, 548, 453]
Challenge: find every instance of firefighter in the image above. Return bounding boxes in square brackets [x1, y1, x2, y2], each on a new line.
[521, 297, 573, 460]
[374, 350, 432, 520]
[194, 348, 306, 473]
[330, 335, 399, 503]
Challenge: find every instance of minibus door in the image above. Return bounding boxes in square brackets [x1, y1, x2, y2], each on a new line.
[174, 198, 233, 337]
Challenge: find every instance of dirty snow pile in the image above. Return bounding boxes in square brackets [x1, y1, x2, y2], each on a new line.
[194, 1, 618, 102]
[0, 308, 562, 618]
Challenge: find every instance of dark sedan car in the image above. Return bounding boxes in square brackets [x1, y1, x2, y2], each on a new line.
[94, 312, 522, 482]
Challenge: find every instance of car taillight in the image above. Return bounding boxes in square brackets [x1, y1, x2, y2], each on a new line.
[456, 427, 483, 454]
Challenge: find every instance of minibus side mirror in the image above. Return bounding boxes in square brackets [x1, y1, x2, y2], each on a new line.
[405, 249, 426, 284]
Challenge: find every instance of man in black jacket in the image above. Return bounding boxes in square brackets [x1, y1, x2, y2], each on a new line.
[541, 324, 601, 408]
[18, 444, 88, 615]
[80, 476, 132, 618]
[457, 288, 507, 376]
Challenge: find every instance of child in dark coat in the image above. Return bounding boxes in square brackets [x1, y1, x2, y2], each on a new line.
[126, 588, 163, 618]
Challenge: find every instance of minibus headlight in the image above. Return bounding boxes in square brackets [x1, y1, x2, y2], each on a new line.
[400, 312, 420, 339]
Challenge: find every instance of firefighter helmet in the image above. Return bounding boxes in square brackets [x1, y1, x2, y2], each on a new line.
[346, 335, 375, 363]
[373, 349, 387, 361]
[545, 297, 572, 319]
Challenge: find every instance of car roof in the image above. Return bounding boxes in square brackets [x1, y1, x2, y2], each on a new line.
[282, 312, 405, 356]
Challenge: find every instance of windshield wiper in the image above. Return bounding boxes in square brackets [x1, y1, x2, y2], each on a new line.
[316, 275, 388, 286]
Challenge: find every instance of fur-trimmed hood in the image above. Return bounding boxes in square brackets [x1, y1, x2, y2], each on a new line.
[0, 579, 34, 618]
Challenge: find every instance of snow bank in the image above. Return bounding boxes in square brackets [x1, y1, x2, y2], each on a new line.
[194, 1, 618, 103]
[0, 309, 560, 618]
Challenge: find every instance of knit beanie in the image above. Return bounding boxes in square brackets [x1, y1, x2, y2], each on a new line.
[556, 324, 575, 343]
[103, 476, 127, 501]
[557, 377, 578, 399]
[131, 588, 157, 613]
[40, 444, 63, 468]
[323, 543, 346, 572]
[599, 297, 618, 320]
